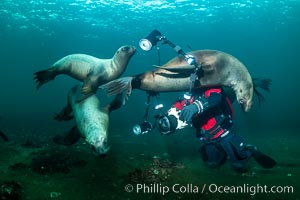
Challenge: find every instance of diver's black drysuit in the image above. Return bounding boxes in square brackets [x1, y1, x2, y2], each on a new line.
[167, 86, 275, 172]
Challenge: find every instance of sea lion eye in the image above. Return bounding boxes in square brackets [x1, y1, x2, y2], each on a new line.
[122, 46, 129, 51]
[239, 89, 243, 93]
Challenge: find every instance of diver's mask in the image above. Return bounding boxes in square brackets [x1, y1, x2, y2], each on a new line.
[157, 107, 188, 135]
[133, 121, 153, 135]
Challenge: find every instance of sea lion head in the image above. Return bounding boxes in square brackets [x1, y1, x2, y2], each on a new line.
[87, 130, 110, 156]
[114, 45, 136, 61]
[234, 80, 253, 112]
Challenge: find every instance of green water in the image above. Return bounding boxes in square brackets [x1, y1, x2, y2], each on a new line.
[0, 0, 299, 199]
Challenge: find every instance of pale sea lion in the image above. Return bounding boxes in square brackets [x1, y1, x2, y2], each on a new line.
[101, 50, 253, 112]
[34, 45, 136, 98]
[53, 84, 124, 155]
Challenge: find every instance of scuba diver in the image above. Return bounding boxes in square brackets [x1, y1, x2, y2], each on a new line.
[130, 29, 276, 172]
[156, 79, 276, 173]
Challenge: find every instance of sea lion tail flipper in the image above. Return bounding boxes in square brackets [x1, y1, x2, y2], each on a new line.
[252, 78, 272, 106]
[106, 91, 127, 113]
[252, 78, 272, 92]
[54, 105, 73, 121]
[0, 130, 9, 141]
[33, 67, 56, 89]
[53, 126, 81, 145]
[100, 77, 133, 96]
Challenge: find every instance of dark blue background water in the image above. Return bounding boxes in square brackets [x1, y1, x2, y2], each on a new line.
[0, 0, 299, 135]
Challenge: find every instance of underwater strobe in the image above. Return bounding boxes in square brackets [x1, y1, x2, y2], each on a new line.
[139, 29, 163, 51]
[133, 121, 153, 135]
[132, 92, 163, 136]
[139, 29, 201, 101]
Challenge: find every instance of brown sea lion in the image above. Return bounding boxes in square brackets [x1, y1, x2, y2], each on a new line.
[34, 45, 136, 98]
[101, 50, 253, 112]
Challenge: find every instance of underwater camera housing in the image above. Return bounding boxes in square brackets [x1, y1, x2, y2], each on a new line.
[133, 121, 153, 135]
[157, 107, 188, 135]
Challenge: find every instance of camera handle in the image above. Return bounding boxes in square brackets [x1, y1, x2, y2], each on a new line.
[143, 93, 151, 121]
[132, 92, 160, 135]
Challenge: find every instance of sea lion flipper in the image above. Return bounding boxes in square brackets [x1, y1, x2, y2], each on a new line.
[252, 78, 272, 92]
[155, 65, 215, 77]
[100, 77, 133, 97]
[157, 65, 195, 75]
[75, 84, 93, 102]
[54, 105, 73, 121]
[81, 84, 93, 96]
[33, 67, 56, 89]
[105, 91, 126, 113]
[81, 72, 98, 99]
[156, 72, 191, 79]
[252, 78, 272, 106]
[53, 126, 81, 145]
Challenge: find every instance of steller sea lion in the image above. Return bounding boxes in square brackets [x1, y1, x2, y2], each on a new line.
[53, 84, 124, 155]
[34, 45, 136, 98]
[101, 50, 253, 112]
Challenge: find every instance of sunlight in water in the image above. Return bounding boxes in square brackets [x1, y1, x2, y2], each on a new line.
[0, 0, 296, 37]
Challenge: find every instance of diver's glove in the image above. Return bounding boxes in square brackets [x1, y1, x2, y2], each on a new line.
[179, 100, 202, 122]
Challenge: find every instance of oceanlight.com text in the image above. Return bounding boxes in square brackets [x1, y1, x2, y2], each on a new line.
[208, 184, 293, 196]
[124, 183, 294, 196]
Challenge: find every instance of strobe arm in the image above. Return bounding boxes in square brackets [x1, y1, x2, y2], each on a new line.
[161, 38, 200, 69]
